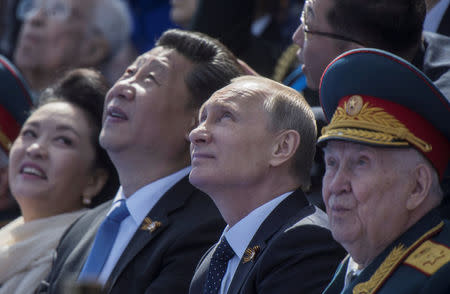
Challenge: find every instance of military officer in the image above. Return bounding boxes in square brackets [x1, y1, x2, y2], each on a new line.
[318, 48, 450, 294]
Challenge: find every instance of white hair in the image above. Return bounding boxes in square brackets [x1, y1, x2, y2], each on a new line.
[91, 0, 132, 57]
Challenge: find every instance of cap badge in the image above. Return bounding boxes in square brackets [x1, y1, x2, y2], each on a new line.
[346, 95, 363, 116]
[242, 245, 261, 264]
[140, 217, 162, 233]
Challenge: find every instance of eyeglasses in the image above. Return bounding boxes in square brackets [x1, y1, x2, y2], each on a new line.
[16, 0, 72, 21]
[303, 26, 365, 46]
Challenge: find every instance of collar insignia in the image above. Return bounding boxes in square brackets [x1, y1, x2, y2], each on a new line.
[242, 245, 261, 264]
[140, 217, 162, 233]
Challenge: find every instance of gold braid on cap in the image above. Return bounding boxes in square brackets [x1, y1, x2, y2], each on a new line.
[321, 101, 432, 152]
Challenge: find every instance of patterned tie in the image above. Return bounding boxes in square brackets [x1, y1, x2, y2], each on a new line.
[203, 237, 235, 294]
[78, 199, 130, 282]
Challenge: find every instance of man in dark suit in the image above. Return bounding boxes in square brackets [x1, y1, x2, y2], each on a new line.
[188, 76, 345, 294]
[318, 48, 450, 294]
[39, 29, 243, 294]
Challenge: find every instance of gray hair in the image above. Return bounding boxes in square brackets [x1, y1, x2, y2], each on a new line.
[91, 0, 132, 57]
[231, 75, 317, 188]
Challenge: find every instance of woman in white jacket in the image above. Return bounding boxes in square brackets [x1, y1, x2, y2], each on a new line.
[0, 68, 118, 294]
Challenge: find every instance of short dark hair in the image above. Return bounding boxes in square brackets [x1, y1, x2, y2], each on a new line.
[327, 0, 426, 55]
[156, 29, 244, 109]
[39, 68, 119, 207]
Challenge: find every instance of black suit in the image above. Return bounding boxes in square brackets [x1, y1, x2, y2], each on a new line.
[189, 189, 346, 294]
[40, 176, 225, 294]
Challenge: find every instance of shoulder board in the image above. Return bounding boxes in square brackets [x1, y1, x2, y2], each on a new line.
[404, 240, 450, 276]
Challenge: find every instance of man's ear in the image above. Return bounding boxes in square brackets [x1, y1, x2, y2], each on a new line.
[82, 168, 109, 205]
[269, 130, 300, 168]
[406, 163, 432, 211]
[79, 35, 110, 67]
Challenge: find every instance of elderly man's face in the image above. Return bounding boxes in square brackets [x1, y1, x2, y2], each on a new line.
[100, 47, 195, 158]
[292, 0, 358, 90]
[14, 0, 95, 72]
[189, 82, 276, 193]
[322, 141, 413, 262]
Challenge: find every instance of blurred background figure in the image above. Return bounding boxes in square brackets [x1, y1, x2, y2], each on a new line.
[169, 0, 198, 29]
[0, 0, 22, 59]
[0, 68, 118, 294]
[0, 55, 33, 228]
[12, 0, 132, 97]
[188, 0, 301, 77]
[126, 0, 177, 54]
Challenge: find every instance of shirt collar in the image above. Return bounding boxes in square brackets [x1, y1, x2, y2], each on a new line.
[111, 166, 191, 226]
[224, 191, 292, 259]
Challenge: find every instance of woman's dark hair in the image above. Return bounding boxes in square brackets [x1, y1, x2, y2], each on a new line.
[38, 68, 119, 207]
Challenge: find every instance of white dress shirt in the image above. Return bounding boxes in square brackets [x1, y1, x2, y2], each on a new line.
[96, 166, 191, 286]
[218, 191, 293, 294]
[341, 257, 363, 293]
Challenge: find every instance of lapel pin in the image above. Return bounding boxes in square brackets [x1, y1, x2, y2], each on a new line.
[140, 217, 162, 233]
[242, 245, 261, 264]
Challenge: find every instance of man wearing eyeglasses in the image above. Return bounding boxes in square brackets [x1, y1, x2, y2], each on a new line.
[13, 0, 131, 97]
[291, 0, 450, 100]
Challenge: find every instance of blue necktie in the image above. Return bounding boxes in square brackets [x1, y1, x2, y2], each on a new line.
[78, 199, 130, 282]
[203, 237, 235, 294]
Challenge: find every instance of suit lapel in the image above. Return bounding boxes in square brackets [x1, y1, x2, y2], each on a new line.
[438, 6, 450, 36]
[72, 202, 111, 278]
[104, 176, 195, 292]
[189, 244, 217, 293]
[227, 189, 310, 294]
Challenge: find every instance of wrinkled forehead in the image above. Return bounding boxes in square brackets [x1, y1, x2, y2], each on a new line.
[206, 82, 265, 107]
[134, 47, 173, 69]
[132, 47, 187, 80]
[323, 140, 376, 154]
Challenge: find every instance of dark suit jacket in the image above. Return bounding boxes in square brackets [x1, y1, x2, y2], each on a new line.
[436, 4, 450, 37]
[323, 211, 450, 294]
[189, 189, 346, 294]
[40, 176, 225, 294]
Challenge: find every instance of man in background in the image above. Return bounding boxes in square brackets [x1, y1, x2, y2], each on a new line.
[318, 48, 450, 294]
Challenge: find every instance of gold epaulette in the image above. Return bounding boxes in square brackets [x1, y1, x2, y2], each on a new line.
[352, 221, 444, 294]
[404, 240, 450, 275]
[272, 44, 299, 82]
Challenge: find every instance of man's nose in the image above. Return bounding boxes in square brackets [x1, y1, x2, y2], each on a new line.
[189, 124, 211, 145]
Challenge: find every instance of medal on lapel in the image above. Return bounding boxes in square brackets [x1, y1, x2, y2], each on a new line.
[242, 245, 261, 264]
[140, 217, 162, 233]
